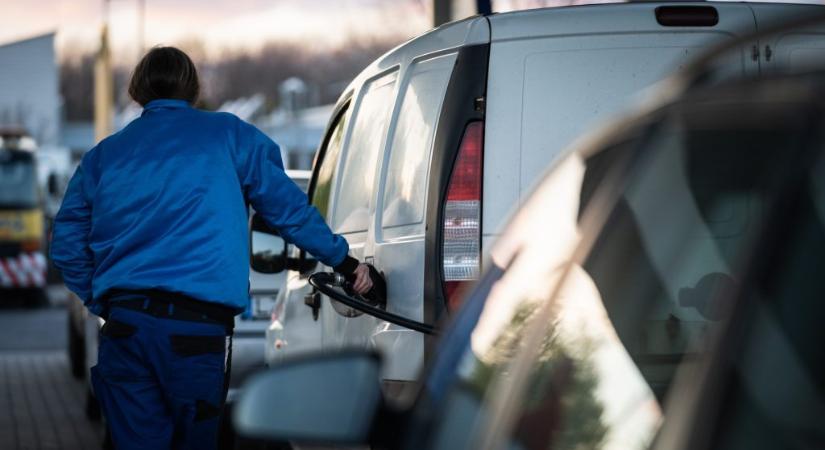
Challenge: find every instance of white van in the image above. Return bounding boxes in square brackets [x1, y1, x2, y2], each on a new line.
[262, 2, 825, 389]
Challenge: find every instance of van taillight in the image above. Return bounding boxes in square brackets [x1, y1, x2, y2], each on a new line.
[442, 121, 483, 311]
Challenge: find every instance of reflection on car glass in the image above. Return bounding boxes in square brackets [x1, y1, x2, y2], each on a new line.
[507, 103, 817, 450]
[712, 149, 825, 449]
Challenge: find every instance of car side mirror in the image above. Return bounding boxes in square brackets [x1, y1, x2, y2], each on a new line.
[250, 214, 287, 274]
[234, 351, 383, 445]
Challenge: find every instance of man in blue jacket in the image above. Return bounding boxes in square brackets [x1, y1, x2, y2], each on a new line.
[51, 47, 372, 450]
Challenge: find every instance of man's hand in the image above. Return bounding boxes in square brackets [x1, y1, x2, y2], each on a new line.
[351, 263, 374, 294]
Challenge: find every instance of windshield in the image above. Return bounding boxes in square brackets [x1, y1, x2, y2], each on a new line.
[409, 89, 820, 450]
[0, 151, 38, 208]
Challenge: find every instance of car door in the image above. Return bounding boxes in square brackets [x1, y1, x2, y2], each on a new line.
[372, 52, 459, 381]
[483, 3, 759, 238]
[320, 70, 400, 350]
[266, 101, 351, 365]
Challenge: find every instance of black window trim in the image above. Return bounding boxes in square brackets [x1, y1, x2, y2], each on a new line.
[296, 96, 352, 272]
[423, 41, 491, 335]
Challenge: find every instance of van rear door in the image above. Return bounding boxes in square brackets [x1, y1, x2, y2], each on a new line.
[748, 3, 825, 74]
[483, 3, 759, 240]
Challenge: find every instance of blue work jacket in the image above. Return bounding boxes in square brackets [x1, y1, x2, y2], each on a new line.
[51, 99, 349, 314]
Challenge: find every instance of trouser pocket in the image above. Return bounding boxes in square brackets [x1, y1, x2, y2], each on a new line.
[167, 334, 229, 450]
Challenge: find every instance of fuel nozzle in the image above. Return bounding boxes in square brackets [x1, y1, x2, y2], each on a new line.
[334, 264, 387, 309]
[331, 272, 347, 287]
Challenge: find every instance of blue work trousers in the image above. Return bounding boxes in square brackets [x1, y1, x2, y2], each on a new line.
[90, 305, 231, 450]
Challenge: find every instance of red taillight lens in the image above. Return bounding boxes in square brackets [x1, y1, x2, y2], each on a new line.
[442, 121, 483, 311]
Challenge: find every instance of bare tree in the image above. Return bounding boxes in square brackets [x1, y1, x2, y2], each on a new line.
[59, 34, 406, 120]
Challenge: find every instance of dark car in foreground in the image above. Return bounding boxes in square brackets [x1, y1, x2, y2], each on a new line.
[233, 17, 825, 450]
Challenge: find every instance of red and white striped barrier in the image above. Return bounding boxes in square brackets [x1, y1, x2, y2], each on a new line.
[0, 252, 47, 288]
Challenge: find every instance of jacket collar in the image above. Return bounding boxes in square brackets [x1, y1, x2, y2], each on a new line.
[142, 99, 192, 112]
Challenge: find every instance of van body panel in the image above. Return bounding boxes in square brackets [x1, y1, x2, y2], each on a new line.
[370, 51, 460, 380]
[487, 3, 754, 41]
[483, 3, 758, 235]
[336, 17, 491, 109]
[747, 4, 825, 74]
[317, 22, 490, 382]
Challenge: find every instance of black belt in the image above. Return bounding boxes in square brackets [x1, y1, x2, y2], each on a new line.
[101, 289, 237, 331]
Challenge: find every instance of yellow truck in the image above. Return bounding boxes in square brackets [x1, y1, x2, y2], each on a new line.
[0, 128, 47, 303]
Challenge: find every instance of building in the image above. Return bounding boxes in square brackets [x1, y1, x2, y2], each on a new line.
[257, 103, 333, 170]
[0, 33, 60, 146]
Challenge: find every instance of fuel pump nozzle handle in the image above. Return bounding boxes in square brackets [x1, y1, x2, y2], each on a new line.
[333, 264, 387, 309]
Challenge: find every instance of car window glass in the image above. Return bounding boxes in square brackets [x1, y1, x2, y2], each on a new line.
[501, 103, 814, 450]
[311, 105, 350, 219]
[381, 53, 456, 231]
[333, 71, 398, 233]
[415, 142, 624, 450]
[711, 138, 825, 450]
[0, 152, 38, 207]
[414, 96, 815, 450]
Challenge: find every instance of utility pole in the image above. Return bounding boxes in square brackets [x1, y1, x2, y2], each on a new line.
[433, 0, 452, 27]
[94, 2, 113, 143]
[137, 0, 145, 57]
[432, 0, 493, 27]
[95, 0, 145, 143]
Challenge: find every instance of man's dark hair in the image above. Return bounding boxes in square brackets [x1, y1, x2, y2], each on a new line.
[128, 46, 199, 106]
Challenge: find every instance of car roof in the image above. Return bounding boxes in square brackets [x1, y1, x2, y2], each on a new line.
[335, 15, 489, 104]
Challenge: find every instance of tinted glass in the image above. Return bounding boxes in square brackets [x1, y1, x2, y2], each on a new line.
[412, 145, 616, 450]
[333, 71, 398, 233]
[709, 141, 825, 449]
[311, 105, 349, 219]
[411, 94, 817, 450]
[0, 151, 38, 207]
[504, 103, 814, 450]
[382, 54, 456, 230]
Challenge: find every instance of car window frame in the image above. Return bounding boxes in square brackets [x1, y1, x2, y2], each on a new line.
[377, 51, 459, 237]
[329, 68, 401, 235]
[306, 97, 352, 208]
[294, 97, 351, 269]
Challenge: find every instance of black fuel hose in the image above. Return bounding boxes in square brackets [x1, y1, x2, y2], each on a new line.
[308, 272, 438, 335]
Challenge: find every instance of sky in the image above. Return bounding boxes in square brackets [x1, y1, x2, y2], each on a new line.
[0, 0, 431, 62]
[7, 0, 823, 63]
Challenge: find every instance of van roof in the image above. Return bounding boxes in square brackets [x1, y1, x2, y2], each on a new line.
[488, 2, 825, 41]
[335, 15, 489, 104]
[336, 2, 825, 106]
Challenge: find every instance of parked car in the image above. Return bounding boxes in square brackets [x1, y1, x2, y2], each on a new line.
[263, 2, 825, 397]
[67, 170, 311, 419]
[234, 13, 825, 449]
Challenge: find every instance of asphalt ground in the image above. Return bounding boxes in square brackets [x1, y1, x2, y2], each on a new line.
[0, 286, 105, 450]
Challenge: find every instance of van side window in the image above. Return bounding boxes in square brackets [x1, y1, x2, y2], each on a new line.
[312, 104, 350, 219]
[381, 53, 457, 232]
[332, 71, 399, 233]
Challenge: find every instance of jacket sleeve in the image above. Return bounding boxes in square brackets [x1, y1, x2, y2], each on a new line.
[51, 163, 96, 309]
[235, 120, 353, 270]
